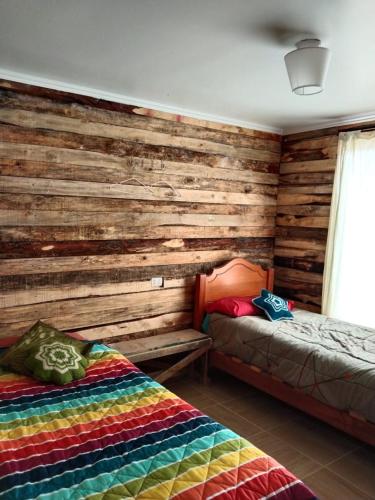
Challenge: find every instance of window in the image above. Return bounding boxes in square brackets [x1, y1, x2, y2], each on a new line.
[322, 131, 375, 328]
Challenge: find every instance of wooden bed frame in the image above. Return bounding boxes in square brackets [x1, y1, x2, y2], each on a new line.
[193, 257, 375, 446]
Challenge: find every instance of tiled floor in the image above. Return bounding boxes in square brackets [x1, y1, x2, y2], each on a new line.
[164, 369, 375, 500]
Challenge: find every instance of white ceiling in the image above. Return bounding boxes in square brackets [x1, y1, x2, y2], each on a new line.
[1, 0, 375, 133]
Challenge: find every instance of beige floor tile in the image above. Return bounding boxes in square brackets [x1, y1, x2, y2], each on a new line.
[203, 403, 262, 439]
[248, 431, 321, 479]
[164, 378, 201, 397]
[304, 468, 372, 500]
[164, 378, 217, 411]
[228, 392, 301, 431]
[271, 414, 361, 466]
[328, 446, 375, 498]
[198, 372, 261, 403]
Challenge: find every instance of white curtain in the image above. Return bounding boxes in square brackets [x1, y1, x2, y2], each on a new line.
[322, 130, 375, 328]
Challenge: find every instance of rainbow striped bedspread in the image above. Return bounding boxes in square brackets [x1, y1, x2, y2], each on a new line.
[0, 344, 316, 499]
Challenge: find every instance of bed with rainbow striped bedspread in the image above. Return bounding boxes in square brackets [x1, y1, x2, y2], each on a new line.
[0, 344, 316, 499]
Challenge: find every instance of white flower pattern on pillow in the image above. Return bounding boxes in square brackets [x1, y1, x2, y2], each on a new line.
[35, 342, 81, 374]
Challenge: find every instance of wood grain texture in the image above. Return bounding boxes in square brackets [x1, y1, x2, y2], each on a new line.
[80, 312, 193, 342]
[0, 258, 274, 293]
[0, 80, 280, 340]
[113, 328, 211, 362]
[0, 193, 277, 215]
[0, 142, 279, 182]
[0, 277, 194, 308]
[0, 225, 275, 242]
[0, 250, 254, 276]
[0, 158, 278, 193]
[0, 89, 280, 144]
[275, 130, 338, 311]
[0, 107, 280, 162]
[0, 237, 273, 259]
[0, 210, 275, 227]
[0, 175, 276, 206]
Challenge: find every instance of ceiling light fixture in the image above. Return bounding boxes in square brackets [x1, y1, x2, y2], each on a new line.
[284, 38, 330, 95]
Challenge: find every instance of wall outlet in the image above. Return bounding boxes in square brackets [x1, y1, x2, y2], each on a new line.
[151, 276, 164, 288]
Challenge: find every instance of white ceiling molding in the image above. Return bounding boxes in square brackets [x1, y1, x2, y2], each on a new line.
[284, 112, 375, 135]
[1, 68, 375, 137]
[0, 68, 283, 135]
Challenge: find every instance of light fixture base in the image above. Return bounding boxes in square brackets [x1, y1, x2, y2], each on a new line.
[295, 38, 321, 49]
[283, 32, 316, 47]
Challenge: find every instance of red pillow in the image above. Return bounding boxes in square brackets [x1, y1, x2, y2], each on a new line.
[287, 300, 295, 311]
[206, 296, 262, 317]
[206, 296, 295, 318]
[0, 336, 20, 348]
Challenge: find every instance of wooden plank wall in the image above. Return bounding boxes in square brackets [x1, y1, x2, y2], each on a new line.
[275, 129, 339, 312]
[0, 80, 281, 342]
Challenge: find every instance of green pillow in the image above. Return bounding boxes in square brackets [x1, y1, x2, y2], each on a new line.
[25, 340, 89, 385]
[0, 321, 90, 383]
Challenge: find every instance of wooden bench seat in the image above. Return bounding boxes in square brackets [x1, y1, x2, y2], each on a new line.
[109, 329, 212, 384]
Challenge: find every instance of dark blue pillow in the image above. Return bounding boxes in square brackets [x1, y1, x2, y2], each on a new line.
[252, 289, 294, 322]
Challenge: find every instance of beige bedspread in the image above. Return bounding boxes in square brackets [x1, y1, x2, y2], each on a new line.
[207, 309, 375, 423]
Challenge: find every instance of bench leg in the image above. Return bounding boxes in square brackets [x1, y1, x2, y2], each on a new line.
[189, 359, 195, 379]
[156, 347, 209, 385]
[202, 350, 209, 385]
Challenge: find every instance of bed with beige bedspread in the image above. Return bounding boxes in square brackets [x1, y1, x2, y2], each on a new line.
[206, 309, 375, 423]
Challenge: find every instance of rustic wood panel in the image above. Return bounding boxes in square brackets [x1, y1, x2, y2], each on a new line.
[81, 311, 193, 343]
[0, 250, 254, 276]
[0, 237, 273, 259]
[275, 130, 338, 310]
[0, 175, 276, 205]
[0, 211, 275, 228]
[0, 108, 280, 162]
[0, 277, 194, 308]
[0, 258, 274, 293]
[0, 226, 275, 242]
[0, 86, 281, 146]
[0, 158, 278, 193]
[0, 193, 277, 215]
[0, 142, 279, 182]
[0, 80, 280, 340]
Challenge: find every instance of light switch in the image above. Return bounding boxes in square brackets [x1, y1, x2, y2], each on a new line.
[151, 276, 164, 288]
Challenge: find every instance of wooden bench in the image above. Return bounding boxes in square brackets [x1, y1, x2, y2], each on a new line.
[109, 329, 212, 384]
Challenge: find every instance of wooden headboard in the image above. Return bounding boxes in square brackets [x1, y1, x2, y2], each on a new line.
[193, 258, 274, 330]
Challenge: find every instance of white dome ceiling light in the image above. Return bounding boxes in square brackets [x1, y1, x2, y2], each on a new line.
[285, 38, 331, 95]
